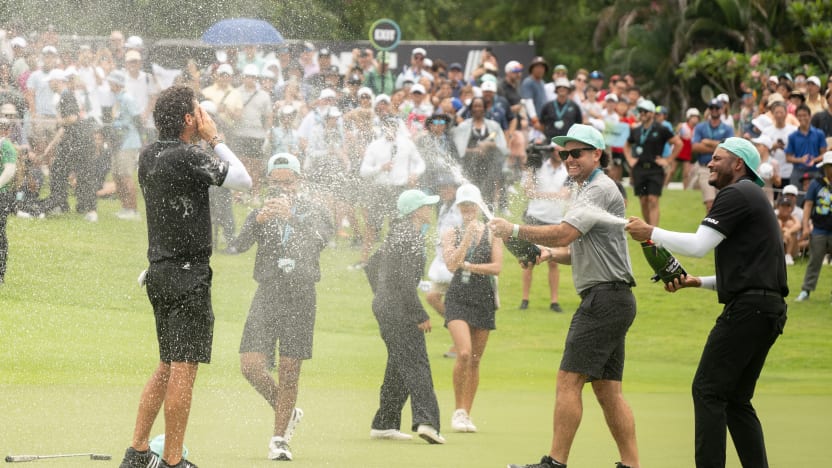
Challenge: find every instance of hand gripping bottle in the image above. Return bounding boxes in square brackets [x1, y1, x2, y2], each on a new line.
[504, 237, 542, 268]
[641, 240, 687, 285]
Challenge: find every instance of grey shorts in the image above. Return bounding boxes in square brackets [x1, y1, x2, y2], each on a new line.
[112, 149, 138, 176]
[560, 283, 636, 381]
[239, 282, 317, 365]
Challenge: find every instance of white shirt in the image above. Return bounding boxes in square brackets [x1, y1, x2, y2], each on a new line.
[525, 157, 568, 223]
[124, 69, 159, 128]
[360, 133, 425, 186]
[762, 124, 797, 179]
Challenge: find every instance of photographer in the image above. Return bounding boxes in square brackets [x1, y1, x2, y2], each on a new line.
[233, 153, 333, 461]
[235, 153, 333, 460]
[519, 144, 568, 312]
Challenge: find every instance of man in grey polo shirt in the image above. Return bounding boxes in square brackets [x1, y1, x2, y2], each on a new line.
[491, 124, 640, 468]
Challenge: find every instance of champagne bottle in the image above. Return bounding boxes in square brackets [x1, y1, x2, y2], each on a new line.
[641, 240, 687, 284]
[505, 237, 542, 267]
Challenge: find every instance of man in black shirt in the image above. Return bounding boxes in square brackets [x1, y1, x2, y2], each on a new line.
[538, 77, 583, 142]
[810, 89, 832, 148]
[119, 86, 251, 468]
[624, 100, 681, 225]
[626, 137, 787, 468]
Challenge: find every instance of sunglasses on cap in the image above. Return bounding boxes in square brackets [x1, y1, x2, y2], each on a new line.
[558, 147, 596, 161]
[431, 118, 448, 124]
[509, 66, 523, 73]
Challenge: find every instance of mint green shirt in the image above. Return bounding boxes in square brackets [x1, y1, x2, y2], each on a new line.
[0, 138, 18, 193]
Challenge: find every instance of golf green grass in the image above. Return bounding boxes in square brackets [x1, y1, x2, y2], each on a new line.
[2, 188, 830, 467]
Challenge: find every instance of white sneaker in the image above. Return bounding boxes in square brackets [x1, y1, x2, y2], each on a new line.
[84, 211, 98, 223]
[451, 409, 470, 432]
[416, 424, 446, 444]
[465, 415, 477, 433]
[785, 254, 794, 266]
[283, 407, 303, 442]
[15, 211, 32, 219]
[795, 290, 810, 302]
[115, 209, 141, 221]
[370, 429, 413, 440]
[268, 436, 292, 461]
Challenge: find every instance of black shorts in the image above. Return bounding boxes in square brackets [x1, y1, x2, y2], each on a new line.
[631, 165, 665, 196]
[560, 284, 636, 381]
[365, 185, 401, 231]
[232, 136, 266, 159]
[239, 282, 317, 364]
[146, 262, 215, 364]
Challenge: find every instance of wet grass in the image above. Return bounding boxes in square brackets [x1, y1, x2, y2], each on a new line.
[1, 188, 831, 467]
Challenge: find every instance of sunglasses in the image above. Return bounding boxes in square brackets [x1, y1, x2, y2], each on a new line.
[558, 147, 595, 161]
[431, 119, 448, 124]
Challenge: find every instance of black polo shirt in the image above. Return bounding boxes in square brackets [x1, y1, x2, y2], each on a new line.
[540, 98, 582, 140]
[702, 178, 789, 303]
[628, 123, 674, 164]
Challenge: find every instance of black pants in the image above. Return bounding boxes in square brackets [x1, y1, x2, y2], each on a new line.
[0, 191, 13, 280]
[372, 313, 441, 432]
[46, 137, 96, 214]
[692, 295, 787, 468]
[209, 186, 235, 248]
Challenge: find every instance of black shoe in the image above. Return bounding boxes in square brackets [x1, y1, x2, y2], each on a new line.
[519, 299, 529, 310]
[160, 458, 198, 468]
[507, 455, 566, 468]
[118, 447, 160, 468]
[615, 463, 633, 468]
[550, 302, 563, 313]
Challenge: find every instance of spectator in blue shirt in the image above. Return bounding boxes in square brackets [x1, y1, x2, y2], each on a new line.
[520, 57, 549, 124]
[691, 99, 735, 211]
[786, 104, 827, 189]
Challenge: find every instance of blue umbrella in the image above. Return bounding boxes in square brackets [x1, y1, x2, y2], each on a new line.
[202, 18, 284, 46]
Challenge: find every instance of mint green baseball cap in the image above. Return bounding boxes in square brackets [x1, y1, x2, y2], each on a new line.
[551, 124, 606, 150]
[397, 189, 439, 218]
[717, 137, 764, 187]
[267, 153, 301, 175]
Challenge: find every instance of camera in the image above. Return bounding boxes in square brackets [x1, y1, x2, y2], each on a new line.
[525, 143, 555, 169]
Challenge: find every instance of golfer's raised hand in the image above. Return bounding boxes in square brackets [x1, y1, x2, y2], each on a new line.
[195, 104, 219, 143]
[625, 216, 653, 242]
[664, 274, 700, 293]
[488, 217, 513, 238]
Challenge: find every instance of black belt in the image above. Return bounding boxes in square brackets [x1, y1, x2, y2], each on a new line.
[637, 162, 656, 169]
[737, 289, 782, 298]
[579, 281, 632, 299]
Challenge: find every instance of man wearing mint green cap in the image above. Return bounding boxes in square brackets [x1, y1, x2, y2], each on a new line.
[626, 137, 787, 468]
[493, 124, 640, 468]
[233, 152, 333, 461]
[369, 189, 446, 445]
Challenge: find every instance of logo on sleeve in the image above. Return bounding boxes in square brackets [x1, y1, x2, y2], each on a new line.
[703, 217, 719, 226]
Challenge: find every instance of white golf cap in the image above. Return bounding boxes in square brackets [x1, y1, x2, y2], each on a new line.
[412, 47, 427, 56]
[242, 64, 259, 77]
[327, 107, 342, 118]
[604, 93, 618, 103]
[454, 183, 489, 214]
[751, 114, 773, 131]
[279, 105, 297, 115]
[216, 63, 233, 75]
[816, 151, 832, 168]
[410, 84, 426, 94]
[554, 77, 571, 89]
[41, 45, 58, 55]
[750, 134, 773, 149]
[357, 87, 374, 98]
[125, 50, 142, 62]
[260, 69, 275, 80]
[125, 35, 144, 49]
[10, 37, 26, 48]
[374, 94, 391, 106]
[685, 107, 701, 118]
[782, 184, 799, 196]
[481, 81, 497, 93]
[319, 88, 337, 100]
[808, 76, 821, 87]
[504, 60, 522, 74]
[717, 93, 730, 103]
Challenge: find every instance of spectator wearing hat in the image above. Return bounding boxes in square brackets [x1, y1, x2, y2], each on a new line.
[367, 189, 444, 444]
[299, 42, 319, 79]
[538, 77, 583, 142]
[107, 69, 143, 220]
[494, 125, 640, 468]
[500, 60, 529, 168]
[304, 48, 333, 100]
[452, 96, 509, 212]
[624, 100, 682, 225]
[805, 76, 826, 115]
[232, 64, 273, 199]
[0, 115, 17, 284]
[601, 92, 633, 183]
[786, 104, 827, 189]
[417, 113, 462, 195]
[520, 57, 549, 122]
[797, 150, 832, 299]
[626, 137, 787, 468]
[395, 47, 433, 90]
[447, 62, 466, 99]
[692, 99, 736, 211]
[810, 89, 832, 149]
[543, 64, 569, 103]
[234, 152, 333, 461]
[588, 70, 605, 100]
[763, 92, 800, 127]
[297, 87, 338, 155]
[236, 45, 265, 76]
[201, 63, 243, 130]
[123, 49, 159, 144]
[750, 133, 781, 207]
[715, 93, 734, 129]
[667, 107, 700, 187]
[775, 196, 800, 265]
[9, 37, 28, 82]
[403, 83, 434, 135]
[25, 46, 60, 142]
